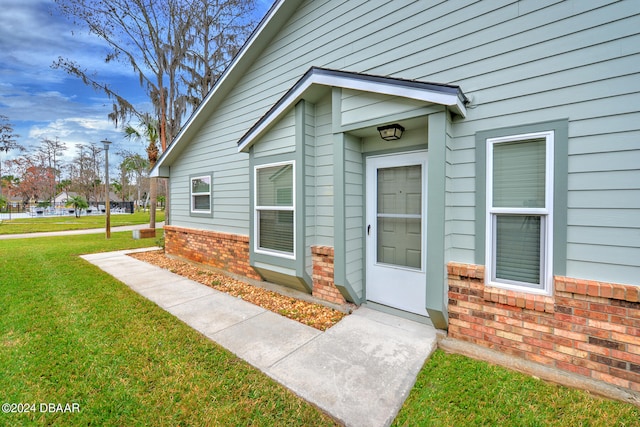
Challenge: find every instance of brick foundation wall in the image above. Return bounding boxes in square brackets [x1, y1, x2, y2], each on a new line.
[448, 262, 640, 393]
[311, 246, 346, 305]
[165, 227, 345, 306]
[164, 225, 261, 280]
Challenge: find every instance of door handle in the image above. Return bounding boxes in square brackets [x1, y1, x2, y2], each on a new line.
[367, 224, 371, 236]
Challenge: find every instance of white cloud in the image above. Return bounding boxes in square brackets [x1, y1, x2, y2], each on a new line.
[0, 0, 274, 168]
[0, 1, 149, 163]
[24, 115, 145, 165]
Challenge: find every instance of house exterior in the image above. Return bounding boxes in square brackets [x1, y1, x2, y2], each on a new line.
[153, 0, 640, 395]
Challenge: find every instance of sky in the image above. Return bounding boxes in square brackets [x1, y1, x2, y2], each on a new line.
[0, 0, 274, 167]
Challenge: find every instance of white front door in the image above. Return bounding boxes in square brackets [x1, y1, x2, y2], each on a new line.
[366, 151, 428, 316]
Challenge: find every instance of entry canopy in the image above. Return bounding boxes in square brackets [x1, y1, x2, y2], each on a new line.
[237, 67, 468, 152]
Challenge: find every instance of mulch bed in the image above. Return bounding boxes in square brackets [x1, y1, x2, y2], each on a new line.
[128, 250, 347, 331]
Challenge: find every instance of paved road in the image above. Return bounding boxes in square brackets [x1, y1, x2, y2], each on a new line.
[0, 223, 164, 240]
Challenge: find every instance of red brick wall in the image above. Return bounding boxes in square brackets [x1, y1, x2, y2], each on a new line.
[164, 227, 344, 305]
[311, 246, 346, 305]
[164, 225, 261, 280]
[448, 262, 640, 393]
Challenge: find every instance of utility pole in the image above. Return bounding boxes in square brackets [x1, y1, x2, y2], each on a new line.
[101, 139, 112, 239]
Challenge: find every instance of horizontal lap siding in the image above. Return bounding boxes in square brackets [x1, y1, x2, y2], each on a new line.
[340, 90, 426, 127]
[432, 0, 639, 286]
[253, 110, 296, 158]
[344, 135, 364, 298]
[447, 138, 475, 262]
[313, 95, 334, 247]
[171, 0, 638, 285]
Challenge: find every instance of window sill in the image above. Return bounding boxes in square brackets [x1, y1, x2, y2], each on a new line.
[254, 248, 295, 261]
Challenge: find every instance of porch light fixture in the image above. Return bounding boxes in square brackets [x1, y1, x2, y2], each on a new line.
[377, 124, 405, 141]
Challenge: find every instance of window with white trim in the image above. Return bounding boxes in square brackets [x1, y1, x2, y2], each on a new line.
[254, 161, 294, 257]
[486, 132, 554, 293]
[190, 175, 211, 214]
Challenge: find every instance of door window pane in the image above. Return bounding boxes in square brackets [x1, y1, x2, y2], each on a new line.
[376, 165, 422, 269]
[377, 217, 421, 268]
[377, 166, 422, 215]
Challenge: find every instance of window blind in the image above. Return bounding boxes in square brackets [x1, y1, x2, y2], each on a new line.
[493, 139, 546, 208]
[494, 215, 542, 286]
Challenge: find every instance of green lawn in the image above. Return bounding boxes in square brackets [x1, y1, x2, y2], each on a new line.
[393, 350, 640, 426]
[0, 211, 165, 234]
[1, 231, 638, 426]
[0, 233, 336, 426]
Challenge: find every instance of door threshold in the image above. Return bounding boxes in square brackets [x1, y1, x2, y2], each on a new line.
[363, 301, 433, 327]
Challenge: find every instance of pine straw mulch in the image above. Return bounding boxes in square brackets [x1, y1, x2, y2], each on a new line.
[128, 250, 347, 331]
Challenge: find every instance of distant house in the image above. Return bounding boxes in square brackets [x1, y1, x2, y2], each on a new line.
[53, 191, 78, 206]
[152, 1, 640, 394]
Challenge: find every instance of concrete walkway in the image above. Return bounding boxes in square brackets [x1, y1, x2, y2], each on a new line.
[0, 223, 165, 240]
[81, 249, 439, 427]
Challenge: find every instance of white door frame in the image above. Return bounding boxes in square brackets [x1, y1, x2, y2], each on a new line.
[365, 150, 428, 316]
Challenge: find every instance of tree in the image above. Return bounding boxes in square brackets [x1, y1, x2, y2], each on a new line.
[120, 152, 149, 211]
[182, 0, 257, 105]
[0, 115, 23, 210]
[0, 116, 20, 154]
[66, 195, 89, 218]
[124, 117, 160, 227]
[57, 178, 72, 198]
[11, 156, 55, 206]
[68, 143, 104, 205]
[53, 0, 258, 153]
[37, 137, 67, 205]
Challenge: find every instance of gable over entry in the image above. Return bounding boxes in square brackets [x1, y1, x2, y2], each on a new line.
[238, 67, 467, 152]
[243, 67, 467, 328]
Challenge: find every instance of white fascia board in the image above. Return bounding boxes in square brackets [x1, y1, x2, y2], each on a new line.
[324, 73, 465, 113]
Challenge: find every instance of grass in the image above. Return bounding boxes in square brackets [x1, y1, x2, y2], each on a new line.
[0, 232, 337, 426]
[393, 349, 640, 426]
[0, 211, 165, 234]
[1, 228, 638, 426]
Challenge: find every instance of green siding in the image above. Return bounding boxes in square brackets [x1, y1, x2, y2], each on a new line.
[314, 94, 334, 247]
[340, 89, 428, 128]
[166, 0, 639, 289]
[253, 109, 296, 158]
[344, 134, 364, 299]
